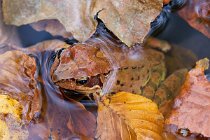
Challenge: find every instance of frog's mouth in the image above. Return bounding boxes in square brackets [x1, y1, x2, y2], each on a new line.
[56, 74, 109, 98]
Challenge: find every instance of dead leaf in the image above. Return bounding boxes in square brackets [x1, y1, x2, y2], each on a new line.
[0, 115, 29, 140]
[28, 99, 96, 140]
[0, 95, 29, 140]
[178, 0, 210, 38]
[2, 0, 97, 42]
[3, 0, 162, 46]
[166, 58, 210, 137]
[96, 92, 164, 140]
[0, 50, 41, 123]
[92, 0, 162, 46]
[26, 39, 70, 53]
[30, 19, 73, 39]
[0, 0, 21, 49]
[0, 94, 22, 120]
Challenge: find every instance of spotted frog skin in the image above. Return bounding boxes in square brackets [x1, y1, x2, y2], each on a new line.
[50, 39, 187, 105]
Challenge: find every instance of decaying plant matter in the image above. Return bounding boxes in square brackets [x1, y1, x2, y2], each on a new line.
[167, 58, 210, 137]
[2, 0, 162, 46]
[178, 0, 210, 38]
[0, 51, 41, 123]
[96, 92, 164, 140]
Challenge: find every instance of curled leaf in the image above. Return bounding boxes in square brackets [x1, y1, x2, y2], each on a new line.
[166, 58, 210, 137]
[96, 92, 164, 140]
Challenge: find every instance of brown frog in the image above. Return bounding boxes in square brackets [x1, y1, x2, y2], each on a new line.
[50, 37, 189, 106]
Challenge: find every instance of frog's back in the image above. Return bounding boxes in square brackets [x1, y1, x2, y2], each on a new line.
[104, 46, 166, 100]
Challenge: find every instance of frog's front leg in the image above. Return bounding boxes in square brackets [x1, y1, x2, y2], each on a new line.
[153, 69, 188, 116]
[144, 37, 171, 53]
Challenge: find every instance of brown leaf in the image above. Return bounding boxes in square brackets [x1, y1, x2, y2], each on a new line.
[2, 0, 97, 42]
[0, 0, 21, 49]
[27, 39, 70, 53]
[178, 0, 210, 38]
[28, 99, 96, 140]
[166, 58, 210, 137]
[96, 92, 164, 140]
[3, 0, 162, 46]
[92, 0, 162, 46]
[0, 50, 41, 123]
[30, 19, 73, 39]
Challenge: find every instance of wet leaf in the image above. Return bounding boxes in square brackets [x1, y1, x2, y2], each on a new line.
[0, 115, 29, 140]
[30, 19, 73, 39]
[0, 50, 41, 123]
[0, 95, 29, 140]
[166, 58, 210, 137]
[0, 1, 21, 50]
[96, 92, 164, 140]
[28, 99, 96, 140]
[3, 0, 162, 46]
[2, 0, 97, 42]
[92, 0, 162, 46]
[0, 94, 22, 120]
[178, 0, 210, 38]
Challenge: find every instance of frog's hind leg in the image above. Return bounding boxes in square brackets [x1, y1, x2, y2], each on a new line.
[153, 69, 188, 116]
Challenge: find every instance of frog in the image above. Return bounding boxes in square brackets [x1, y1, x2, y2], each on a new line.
[50, 36, 189, 106]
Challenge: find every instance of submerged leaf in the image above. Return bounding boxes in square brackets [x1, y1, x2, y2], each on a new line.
[96, 92, 164, 140]
[166, 58, 210, 137]
[178, 0, 210, 38]
[28, 99, 97, 140]
[30, 19, 73, 39]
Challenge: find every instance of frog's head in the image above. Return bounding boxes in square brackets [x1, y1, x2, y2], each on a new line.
[50, 43, 112, 96]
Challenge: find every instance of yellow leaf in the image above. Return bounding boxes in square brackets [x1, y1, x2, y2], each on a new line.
[0, 120, 9, 140]
[0, 95, 28, 140]
[0, 119, 28, 140]
[0, 94, 22, 120]
[96, 92, 164, 140]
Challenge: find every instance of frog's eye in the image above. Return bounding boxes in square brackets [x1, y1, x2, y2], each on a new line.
[76, 77, 89, 85]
